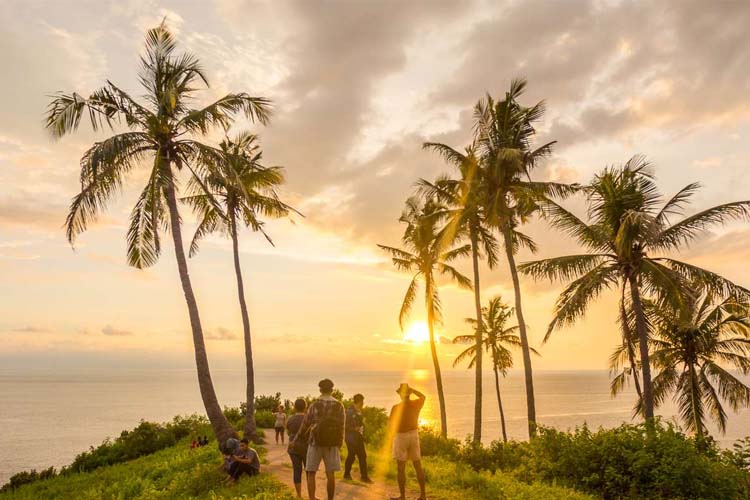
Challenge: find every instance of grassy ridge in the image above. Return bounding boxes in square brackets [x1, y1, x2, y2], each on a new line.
[0, 440, 294, 500]
[0, 436, 594, 500]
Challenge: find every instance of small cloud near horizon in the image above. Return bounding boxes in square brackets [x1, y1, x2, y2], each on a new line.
[205, 327, 238, 341]
[101, 325, 134, 337]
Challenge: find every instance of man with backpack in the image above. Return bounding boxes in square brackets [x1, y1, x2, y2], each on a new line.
[297, 378, 346, 500]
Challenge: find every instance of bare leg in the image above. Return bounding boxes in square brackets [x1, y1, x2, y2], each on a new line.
[294, 482, 302, 498]
[413, 460, 426, 499]
[326, 471, 335, 500]
[395, 460, 406, 500]
[307, 471, 317, 500]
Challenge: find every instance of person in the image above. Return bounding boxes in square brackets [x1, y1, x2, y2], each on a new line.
[201, 435, 209, 447]
[297, 378, 345, 500]
[389, 383, 427, 500]
[227, 438, 260, 483]
[343, 393, 371, 483]
[287, 398, 309, 498]
[222, 437, 241, 473]
[274, 404, 288, 445]
[191, 438, 198, 449]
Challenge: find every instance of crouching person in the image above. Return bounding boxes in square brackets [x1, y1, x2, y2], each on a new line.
[228, 438, 260, 484]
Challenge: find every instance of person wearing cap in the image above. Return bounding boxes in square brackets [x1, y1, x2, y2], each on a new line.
[389, 383, 427, 500]
[297, 378, 346, 500]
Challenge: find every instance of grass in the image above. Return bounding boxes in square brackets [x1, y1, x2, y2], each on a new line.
[1, 437, 596, 500]
[0, 439, 295, 500]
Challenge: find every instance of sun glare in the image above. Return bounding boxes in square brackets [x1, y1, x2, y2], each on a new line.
[403, 321, 430, 343]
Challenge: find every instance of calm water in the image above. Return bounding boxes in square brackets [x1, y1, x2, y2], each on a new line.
[1, 368, 749, 485]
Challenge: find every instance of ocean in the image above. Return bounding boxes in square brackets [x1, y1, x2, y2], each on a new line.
[1, 368, 748, 485]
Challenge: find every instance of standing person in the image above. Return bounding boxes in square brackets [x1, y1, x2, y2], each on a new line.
[297, 379, 345, 500]
[227, 438, 261, 483]
[389, 383, 427, 500]
[343, 393, 372, 483]
[274, 404, 288, 445]
[287, 398, 309, 498]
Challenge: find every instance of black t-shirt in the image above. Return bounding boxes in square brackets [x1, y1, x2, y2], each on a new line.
[287, 413, 305, 440]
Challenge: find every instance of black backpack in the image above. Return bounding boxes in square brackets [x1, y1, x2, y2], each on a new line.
[312, 400, 343, 447]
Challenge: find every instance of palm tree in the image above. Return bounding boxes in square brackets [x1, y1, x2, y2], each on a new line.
[519, 157, 750, 420]
[379, 196, 473, 437]
[45, 23, 271, 443]
[471, 78, 576, 437]
[453, 296, 535, 442]
[419, 146, 499, 443]
[184, 132, 297, 439]
[648, 293, 750, 442]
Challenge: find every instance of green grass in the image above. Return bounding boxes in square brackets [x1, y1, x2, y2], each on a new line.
[0, 440, 295, 500]
[412, 456, 596, 500]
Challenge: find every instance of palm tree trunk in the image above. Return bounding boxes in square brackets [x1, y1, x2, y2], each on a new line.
[230, 214, 257, 439]
[426, 288, 448, 438]
[627, 276, 655, 420]
[493, 364, 508, 442]
[688, 363, 704, 443]
[469, 224, 483, 443]
[502, 225, 536, 438]
[163, 171, 236, 445]
[619, 285, 643, 399]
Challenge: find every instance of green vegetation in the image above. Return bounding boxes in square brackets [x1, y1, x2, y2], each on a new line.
[0, 438, 294, 500]
[4, 401, 750, 499]
[416, 423, 750, 500]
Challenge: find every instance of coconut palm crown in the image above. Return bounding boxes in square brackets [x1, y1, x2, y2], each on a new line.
[519, 156, 750, 419]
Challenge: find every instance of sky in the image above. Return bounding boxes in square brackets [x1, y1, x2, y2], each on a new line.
[1, 0, 750, 375]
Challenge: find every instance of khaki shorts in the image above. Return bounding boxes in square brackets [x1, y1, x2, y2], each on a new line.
[306, 445, 341, 472]
[392, 429, 421, 462]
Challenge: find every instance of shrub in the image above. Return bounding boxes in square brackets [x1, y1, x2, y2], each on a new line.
[418, 427, 460, 459]
[255, 410, 276, 428]
[0, 467, 56, 493]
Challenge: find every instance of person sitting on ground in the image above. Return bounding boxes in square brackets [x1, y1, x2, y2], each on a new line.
[389, 383, 427, 500]
[343, 393, 372, 483]
[191, 438, 198, 449]
[227, 438, 260, 484]
[287, 397, 309, 499]
[201, 435, 209, 447]
[222, 437, 241, 473]
[297, 378, 346, 500]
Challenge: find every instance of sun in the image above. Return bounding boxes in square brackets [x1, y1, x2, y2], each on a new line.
[403, 321, 431, 343]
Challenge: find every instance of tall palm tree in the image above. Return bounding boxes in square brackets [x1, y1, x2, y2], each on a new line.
[184, 132, 297, 439]
[45, 23, 271, 443]
[379, 196, 473, 437]
[472, 78, 576, 437]
[419, 146, 498, 443]
[453, 296, 535, 442]
[519, 157, 750, 420]
[648, 294, 750, 441]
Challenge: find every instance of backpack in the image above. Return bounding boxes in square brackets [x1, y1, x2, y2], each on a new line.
[312, 400, 343, 447]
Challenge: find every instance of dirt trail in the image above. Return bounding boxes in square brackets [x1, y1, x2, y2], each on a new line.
[263, 442, 420, 500]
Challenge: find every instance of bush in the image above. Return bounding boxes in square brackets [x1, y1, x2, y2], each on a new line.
[255, 410, 276, 428]
[0, 467, 56, 494]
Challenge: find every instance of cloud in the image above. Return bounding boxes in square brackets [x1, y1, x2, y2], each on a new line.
[205, 327, 238, 341]
[101, 325, 134, 337]
[0, 325, 48, 334]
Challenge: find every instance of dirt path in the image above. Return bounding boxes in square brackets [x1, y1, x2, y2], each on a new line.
[263, 442, 419, 500]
